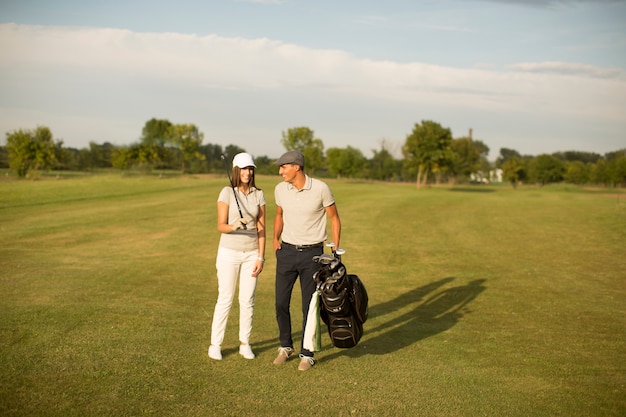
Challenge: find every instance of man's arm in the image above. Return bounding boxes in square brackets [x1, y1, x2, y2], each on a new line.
[325, 203, 341, 249]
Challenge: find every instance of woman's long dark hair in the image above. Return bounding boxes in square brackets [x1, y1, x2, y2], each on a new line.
[232, 166, 260, 190]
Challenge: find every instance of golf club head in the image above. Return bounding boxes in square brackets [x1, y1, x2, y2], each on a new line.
[313, 254, 335, 265]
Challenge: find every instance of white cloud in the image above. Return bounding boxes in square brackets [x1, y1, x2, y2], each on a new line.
[509, 61, 626, 79]
[1, 23, 625, 158]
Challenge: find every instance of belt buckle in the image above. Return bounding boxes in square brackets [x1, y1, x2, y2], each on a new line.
[285, 242, 321, 251]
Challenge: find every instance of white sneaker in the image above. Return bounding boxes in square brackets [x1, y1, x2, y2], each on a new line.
[239, 344, 255, 359]
[208, 345, 222, 360]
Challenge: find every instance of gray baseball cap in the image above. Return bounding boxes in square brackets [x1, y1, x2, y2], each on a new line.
[274, 150, 305, 167]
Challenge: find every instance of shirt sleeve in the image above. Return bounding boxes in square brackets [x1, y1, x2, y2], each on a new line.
[274, 183, 281, 208]
[217, 186, 231, 204]
[320, 182, 335, 207]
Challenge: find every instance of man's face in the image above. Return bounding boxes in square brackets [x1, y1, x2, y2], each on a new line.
[278, 163, 297, 183]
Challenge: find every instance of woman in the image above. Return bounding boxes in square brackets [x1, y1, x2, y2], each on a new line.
[209, 152, 266, 360]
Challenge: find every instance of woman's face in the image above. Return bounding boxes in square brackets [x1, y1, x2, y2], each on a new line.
[239, 166, 254, 184]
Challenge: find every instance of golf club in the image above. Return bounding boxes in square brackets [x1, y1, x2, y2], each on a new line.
[326, 242, 345, 260]
[220, 154, 246, 230]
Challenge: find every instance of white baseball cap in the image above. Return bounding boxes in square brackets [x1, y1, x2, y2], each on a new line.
[232, 152, 256, 168]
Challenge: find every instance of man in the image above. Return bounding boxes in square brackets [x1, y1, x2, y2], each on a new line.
[272, 150, 341, 371]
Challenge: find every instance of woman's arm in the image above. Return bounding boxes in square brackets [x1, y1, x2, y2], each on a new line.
[252, 204, 266, 277]
[217, 201, 244, 233]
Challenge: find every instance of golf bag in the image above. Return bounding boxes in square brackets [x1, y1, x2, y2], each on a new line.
[312, 254, 368, 348]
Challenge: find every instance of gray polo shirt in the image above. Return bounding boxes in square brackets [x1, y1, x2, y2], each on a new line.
[218, 186, 265, 252]
[274, 175, 335, 245]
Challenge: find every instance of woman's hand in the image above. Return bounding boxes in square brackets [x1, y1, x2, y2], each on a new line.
[252, 259, 264, 277]
[231, 218, 247, 232]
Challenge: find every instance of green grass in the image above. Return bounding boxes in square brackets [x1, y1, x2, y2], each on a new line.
[1, 175, 625, 416]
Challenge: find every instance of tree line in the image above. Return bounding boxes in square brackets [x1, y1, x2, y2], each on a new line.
[2, 118, 625, 187]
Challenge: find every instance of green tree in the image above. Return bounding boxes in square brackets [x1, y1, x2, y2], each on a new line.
[450, 137, 490, 182]
[553, 151, 602, 164]
[605, 149, 626, 160]
[5, 126, 60, 178]
[52, 142, 73, 171]
[501, 157, 526, 188]
[564, 161, 590, 185]
[611, 156, 626, 187]
[166, 123, 205, 173]
[280, 127, 324, 174]
[142, 118, 173, 146]
[369, 142, 398, 181]
[93, 142, 114, 168]
[496, 148, 522, 168]
[70, 141, 115, 171]
[253, 155, 275, 176]
[590, 158, 610, 186]
[76, 148, 92, 171]
[402, 120, 453, 188]
[530, 154, 564, 186]
[217, 144, 248, 174]
[111, 147, 130, 170]
[0, 146, 9, 168]
[326, 146, 367, 179]
[604, 150, 626, 187]
[224, 144, 246, 162]
[111, 142, 164, 171]
[199, 143, 225, 173]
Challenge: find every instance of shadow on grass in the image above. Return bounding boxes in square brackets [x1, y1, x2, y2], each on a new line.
[217, 278, 486, 360]
[321, 277, 487, 361]
[240, 279, 456, 358]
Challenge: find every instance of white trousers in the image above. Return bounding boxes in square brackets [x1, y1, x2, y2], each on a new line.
[211, 246, 258, 346]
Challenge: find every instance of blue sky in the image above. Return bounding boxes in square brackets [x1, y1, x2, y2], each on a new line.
[1, 0, 625, 160]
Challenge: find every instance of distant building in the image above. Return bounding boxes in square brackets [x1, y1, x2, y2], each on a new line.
[469, 168, 503, 184]
[489, 168, 503, 183]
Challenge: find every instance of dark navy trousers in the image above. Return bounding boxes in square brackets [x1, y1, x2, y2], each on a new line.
[275, 244, 323, 357]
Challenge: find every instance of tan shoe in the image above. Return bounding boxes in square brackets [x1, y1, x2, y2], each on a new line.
[298, 355, 315, 371]
[272, 347, 294, 365]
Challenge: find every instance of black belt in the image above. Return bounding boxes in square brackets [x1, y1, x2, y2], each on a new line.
[282, 242, 324, 251]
